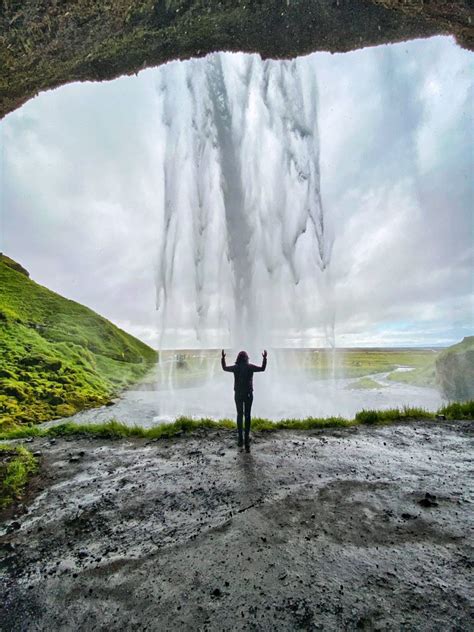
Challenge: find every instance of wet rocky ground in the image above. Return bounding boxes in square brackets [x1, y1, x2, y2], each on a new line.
[1, 421, 473, 631]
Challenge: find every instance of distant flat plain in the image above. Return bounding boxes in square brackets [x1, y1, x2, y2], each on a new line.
[149, 348, 439, 389]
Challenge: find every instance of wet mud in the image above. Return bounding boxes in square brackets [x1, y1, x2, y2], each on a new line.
[1, 421, 473, 631]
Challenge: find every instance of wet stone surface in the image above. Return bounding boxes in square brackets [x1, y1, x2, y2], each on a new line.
[1, 421, 473, 631]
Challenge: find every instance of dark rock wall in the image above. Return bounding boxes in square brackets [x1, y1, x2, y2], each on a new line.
[371, 0, 473, 50]
[1, 0, 472, 118]
[436, 337, 474, 401]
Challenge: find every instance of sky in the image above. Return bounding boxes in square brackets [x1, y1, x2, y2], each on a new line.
[0, 35, 472, 349]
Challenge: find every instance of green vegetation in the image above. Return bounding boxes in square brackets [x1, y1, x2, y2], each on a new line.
[438, 400, 474, 419]
[355, 406, 432, 425]
[1, 402, 472, 442]
[254, 416, 351, 431]
[0, 417, 235, 441]
[386, 363, 437, 387]
[347, 377, 385, 390]
[354, 401, 474, 425]
[299, 348, 439, 380]
[0, 444, 38, 508]
[0, 256, 157, 428]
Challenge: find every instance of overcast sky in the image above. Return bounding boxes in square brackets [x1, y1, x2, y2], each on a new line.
[0, 36, 472, 348]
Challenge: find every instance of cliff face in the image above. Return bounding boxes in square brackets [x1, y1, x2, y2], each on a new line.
[1, 0, 472, 119]
[436, 337, 474, 401]
[371, 0, 473, 50]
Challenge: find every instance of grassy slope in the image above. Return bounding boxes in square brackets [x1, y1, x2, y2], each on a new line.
[0, 257, 157, 428]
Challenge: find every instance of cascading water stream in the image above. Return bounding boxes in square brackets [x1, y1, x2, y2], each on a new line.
[153, 52, 338, 418]
[156, 52, 332, 353]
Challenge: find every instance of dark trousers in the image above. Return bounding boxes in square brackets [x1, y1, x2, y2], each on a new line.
[234, 392, 253, 439]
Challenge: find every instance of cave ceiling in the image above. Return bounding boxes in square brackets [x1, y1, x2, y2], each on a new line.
[0, 0, 472, 118]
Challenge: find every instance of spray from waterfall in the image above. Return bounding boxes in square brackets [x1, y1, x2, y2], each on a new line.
[155, 52, 333, 360]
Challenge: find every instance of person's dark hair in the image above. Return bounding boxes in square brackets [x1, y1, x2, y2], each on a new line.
[235, 350, 249, 365]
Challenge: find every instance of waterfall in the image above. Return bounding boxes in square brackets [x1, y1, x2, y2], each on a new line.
[155, 52, 332, 352]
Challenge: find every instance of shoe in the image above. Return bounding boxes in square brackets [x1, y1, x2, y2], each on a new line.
[244, 437, 250, 453]
[237, 436, 243, 448]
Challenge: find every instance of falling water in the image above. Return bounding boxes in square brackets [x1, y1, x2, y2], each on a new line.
[151, 52, 346, 420]
[155, 52, 332, 355]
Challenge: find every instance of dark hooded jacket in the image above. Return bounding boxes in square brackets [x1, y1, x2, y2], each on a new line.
[221, 353, 267, 396]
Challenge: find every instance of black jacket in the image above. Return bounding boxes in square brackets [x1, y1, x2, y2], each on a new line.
[221, 356, 267, 396]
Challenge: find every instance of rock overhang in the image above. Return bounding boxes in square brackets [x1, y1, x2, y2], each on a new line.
[0, 0, 472, 118]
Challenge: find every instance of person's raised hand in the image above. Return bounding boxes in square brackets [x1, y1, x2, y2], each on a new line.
[262, 349, 267, 359]
[221, 349, 226, 359]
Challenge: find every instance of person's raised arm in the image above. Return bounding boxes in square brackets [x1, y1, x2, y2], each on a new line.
[252, 349, 267, 372]
[221, 349, 234, 372]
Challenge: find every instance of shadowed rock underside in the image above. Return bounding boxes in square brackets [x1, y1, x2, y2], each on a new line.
[1, 0, 472, 118]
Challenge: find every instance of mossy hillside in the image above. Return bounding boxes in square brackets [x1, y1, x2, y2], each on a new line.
[0, 257, 157, 427]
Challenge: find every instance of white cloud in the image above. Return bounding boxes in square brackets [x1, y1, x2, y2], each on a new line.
[0, 36, 472, 348]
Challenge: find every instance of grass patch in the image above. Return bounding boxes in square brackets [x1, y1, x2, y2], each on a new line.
[0, 402, 472, 442]
[438, 400, 474, 420]
[0, 417, 235, 442]
[355, 406, 433, 425]
[386, 364, 437, 387]
[347, 377, 385, 390]
[252, 416, 351, 431]
[0, 444, 38, 508]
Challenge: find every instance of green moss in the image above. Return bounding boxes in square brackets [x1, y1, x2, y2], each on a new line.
[0, 444, 38, 508]
[0, 258, 157, 426]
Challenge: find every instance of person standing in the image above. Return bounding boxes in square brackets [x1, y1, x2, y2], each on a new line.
[221, 349, 267, 452]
